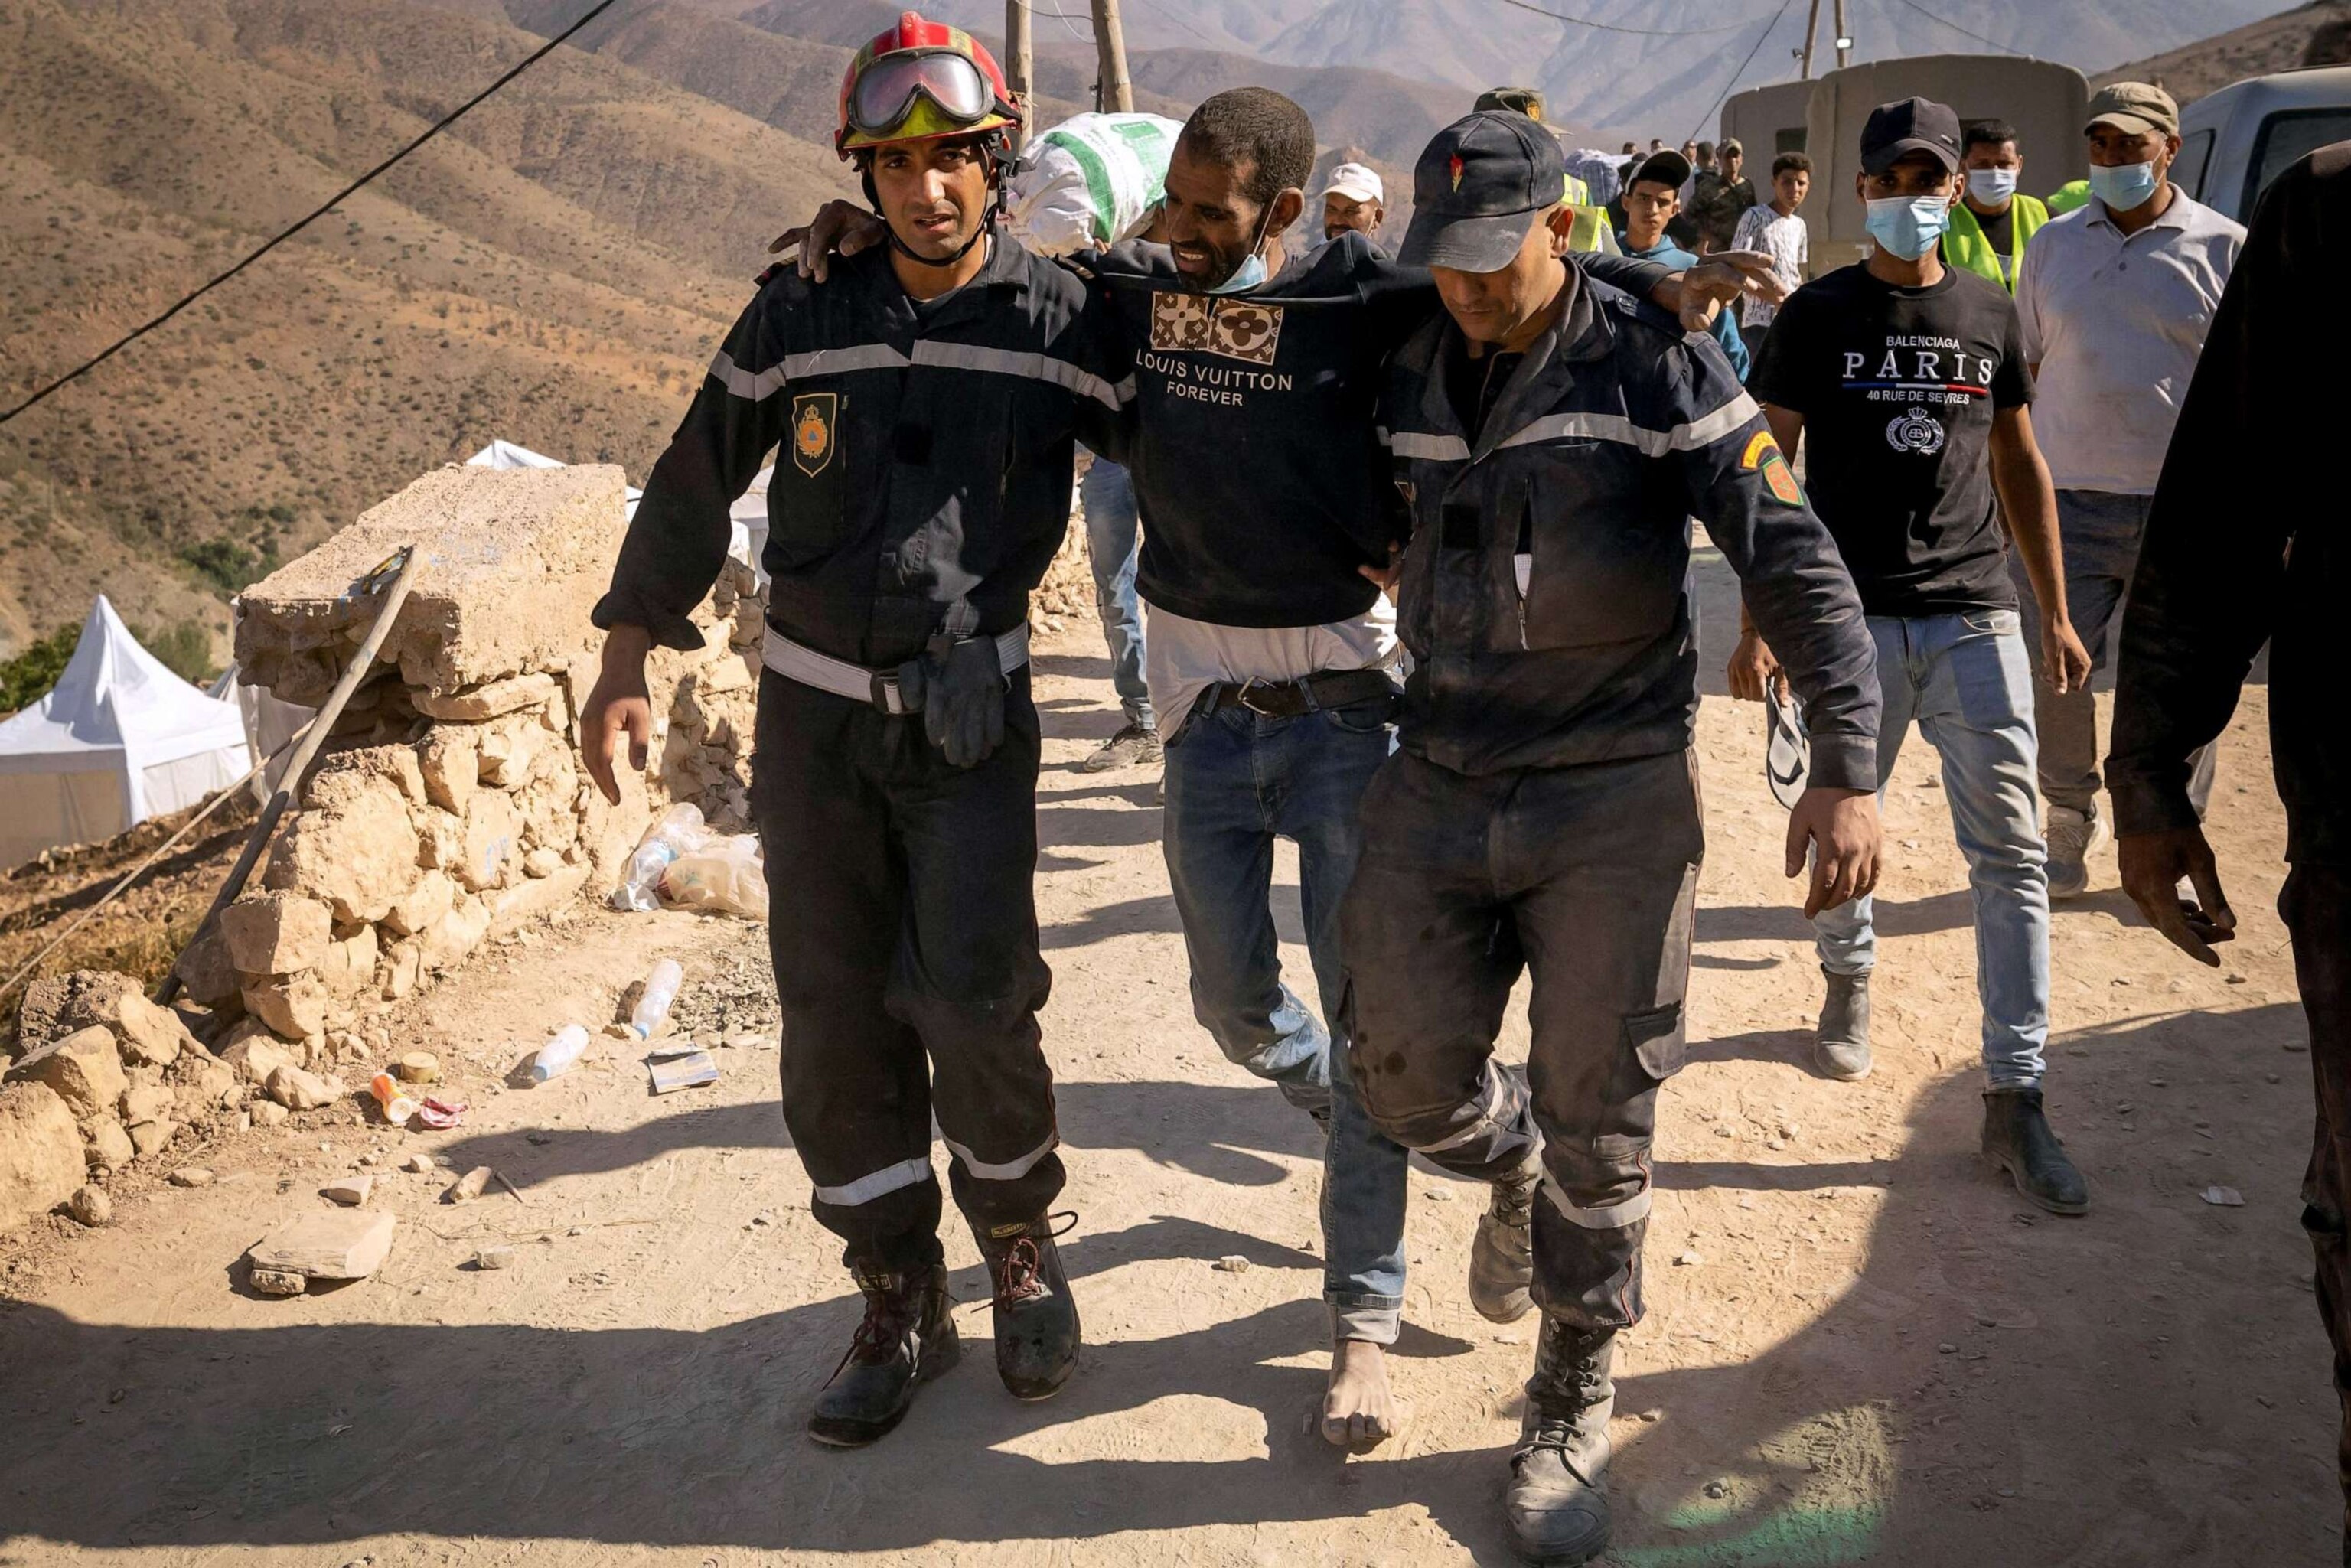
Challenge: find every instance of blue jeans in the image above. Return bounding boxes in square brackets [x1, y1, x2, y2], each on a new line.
[1162, 688, 1410, 1345]
[1078, 456, 1153, 728]
[2010, 489, 2216, 820]
[1813, 612, 2052, 1090]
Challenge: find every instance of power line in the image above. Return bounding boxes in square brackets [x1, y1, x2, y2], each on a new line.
[1883, 0, 2027, 57]
[1688, 0, 1798, 142]
[1008, 0, 1094, 46]
[1485, 0, 1775, 37]
[0, 0, 628, 428]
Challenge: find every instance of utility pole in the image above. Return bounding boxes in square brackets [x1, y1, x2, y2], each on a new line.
[1003, 0, 1032, 152]
[1091, 0, 1133, 113]
[1800, 0, 1820, 78]
[1833, 0, 1851, 69]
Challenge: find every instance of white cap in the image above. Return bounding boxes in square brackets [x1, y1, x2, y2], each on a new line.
[1321, 162, 1384, 204]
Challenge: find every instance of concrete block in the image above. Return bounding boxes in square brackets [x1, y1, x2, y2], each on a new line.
[234, 465, 626, 705]
[24, 1028, 127, 1122]
[220, 893, 334, 976]
[0, 1084, 83, 1233]
[412, 670, 559, 721]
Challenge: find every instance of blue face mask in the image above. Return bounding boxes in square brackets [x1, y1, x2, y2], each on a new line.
[2089, 159, 2161, 211]
[1966, 168, 2018, 204]
[1864, 194, 1952, 261]
[1196, 203, 1275, 295]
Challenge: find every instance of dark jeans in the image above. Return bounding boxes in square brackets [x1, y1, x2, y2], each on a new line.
[1341, 746, 1703, 1332]
[2286, 861, 2351, 1554]
[750, 668, 1062, 1271]
[1162, 688, 1410, 1344]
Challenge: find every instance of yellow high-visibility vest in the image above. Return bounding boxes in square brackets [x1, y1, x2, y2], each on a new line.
[1944, 194, 2048, 293]
[1565, 204, 1617, 254]
[1562, 172, 1591, 207]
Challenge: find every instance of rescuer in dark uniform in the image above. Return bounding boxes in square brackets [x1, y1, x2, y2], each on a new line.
[1345, 112, 1886, 1564]
[580, 12, 1123, 1449]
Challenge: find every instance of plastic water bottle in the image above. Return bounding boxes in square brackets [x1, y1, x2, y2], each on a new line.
[370, 1071, 420, 1125]
[530, 1025, 591, 1084]
[613, 804, 709, 911]
[631, 960, 684, 1039]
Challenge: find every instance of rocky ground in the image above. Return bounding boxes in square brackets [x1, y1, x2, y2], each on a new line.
[0, 565, 2336, 1566]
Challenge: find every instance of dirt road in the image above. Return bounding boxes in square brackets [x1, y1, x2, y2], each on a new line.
[0, 572, 2335, 1566]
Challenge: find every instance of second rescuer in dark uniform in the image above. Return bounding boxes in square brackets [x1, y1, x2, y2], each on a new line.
[1343, 112, 1885, 1565]
[580, 15, 1123, 1449]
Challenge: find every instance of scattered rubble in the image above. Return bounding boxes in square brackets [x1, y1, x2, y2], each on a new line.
[246, 1208, 396, 1283]
[475, 1244, 516, 1270]
[65, 1185, 112, 1227]
[321, 1176, 373, 1206]
[447, 1166, 492, 1204]
[0, 1083, 84, 1231]
[168, 1168, 215, 1188]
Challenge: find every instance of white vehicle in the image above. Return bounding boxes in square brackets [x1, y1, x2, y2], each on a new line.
[2177, 65, 2351, 223]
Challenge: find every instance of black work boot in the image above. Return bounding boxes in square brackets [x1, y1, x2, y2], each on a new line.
[1982, 1087, 2089, 1215]
[1505, 1317, 1617, 1565]
[1470, 1147, 1541, 1324]
[807, 1260, 959, 1447]
[1815, 967, 1873, 1081]
[971, 1214, 1081, 1400]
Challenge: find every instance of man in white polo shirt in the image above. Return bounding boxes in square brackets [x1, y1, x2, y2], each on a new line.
[2013, 80, 2244, 897]
[1318, 161, 1387, 254]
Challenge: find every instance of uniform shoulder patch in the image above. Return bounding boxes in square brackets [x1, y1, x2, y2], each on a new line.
[791, 391, 837, 477]
[1740, 429, 1804, 507]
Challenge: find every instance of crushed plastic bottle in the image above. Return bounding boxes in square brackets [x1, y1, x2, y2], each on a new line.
[370, 1071, 420, 1125]
[631, 960, 684, 1039]
[530, 1024, 592, 1084]
[612, 804, 709, 911]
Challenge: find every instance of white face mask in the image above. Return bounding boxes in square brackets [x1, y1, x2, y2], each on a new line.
[1967, 168, 2019, 205]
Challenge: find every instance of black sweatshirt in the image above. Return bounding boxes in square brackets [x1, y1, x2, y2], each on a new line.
[593, 239, 1126, 667]
[2110, 145, 2349, 867]
[1083, 233, 1672, 629]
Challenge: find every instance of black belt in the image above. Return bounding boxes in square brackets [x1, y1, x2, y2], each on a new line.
[1198, 667, 1400, 720]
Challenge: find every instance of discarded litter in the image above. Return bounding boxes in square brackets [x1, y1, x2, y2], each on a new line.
[393, 1052, 441, 1084]
[630, 960, 684, 1039]
[1212, 1254, 1250, 1274]
[611, 805, 767, 918]
[2202, 1185, 2246, 1208]
[614, 804, 704, 911]
[415, 1097, 466, 1130]
[647, 1051, 719, 1094]
[370, 1072, 420, 1126]
[530, 1025, 591, 1084]
[475, 1245, 516, 1270]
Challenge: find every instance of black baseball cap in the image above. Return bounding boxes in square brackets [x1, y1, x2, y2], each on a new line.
[1860, 96, 1962, 175]
[1629, 150, 1691, 191]
[1400, 111, 1565, 272]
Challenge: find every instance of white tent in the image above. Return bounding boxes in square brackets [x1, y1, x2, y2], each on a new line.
[0, 597, 251, 866]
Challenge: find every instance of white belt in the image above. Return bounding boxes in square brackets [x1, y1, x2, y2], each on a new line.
[761, 623, 1029, 716]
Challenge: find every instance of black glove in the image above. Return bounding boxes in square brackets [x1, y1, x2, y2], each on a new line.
[895, 633, 1006, 769]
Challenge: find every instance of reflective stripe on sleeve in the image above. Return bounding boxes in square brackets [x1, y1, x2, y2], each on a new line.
[1495, 390, 1761, 458]
[811, 1156, 934, 1208]
[781, 344, 913, 380]
[942, 1132, 1060, 1183]
[708, 347, 789, 403]
[909, 342, 1131, 409]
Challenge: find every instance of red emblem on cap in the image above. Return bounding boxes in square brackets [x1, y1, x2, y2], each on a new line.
[1449, 153, 1466, 192]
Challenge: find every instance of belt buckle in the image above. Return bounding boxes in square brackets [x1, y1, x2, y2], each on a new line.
[872, 671, 904, 716]
[1235, 678, 1282, 717]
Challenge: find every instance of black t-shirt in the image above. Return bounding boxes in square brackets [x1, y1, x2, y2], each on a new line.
[1750, 262, 2033, 617]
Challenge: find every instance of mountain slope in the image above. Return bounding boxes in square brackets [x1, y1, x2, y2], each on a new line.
[0, 0, 858, 658]
[2100, 0, 2351, 103]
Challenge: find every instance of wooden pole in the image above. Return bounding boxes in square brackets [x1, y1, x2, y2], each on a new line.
[1833, 0, 1850, 69]
[154, 546, 422, 1006]
[1003, 0, 1032, 153]
[1092, 0, 1133, 113]
[1800, 0, 1821, 78]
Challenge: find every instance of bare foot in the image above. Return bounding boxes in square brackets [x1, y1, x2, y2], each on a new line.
[1320, 1337, 1402, 1452]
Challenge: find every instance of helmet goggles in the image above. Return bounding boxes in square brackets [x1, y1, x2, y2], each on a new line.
[847, 49, 998, 140]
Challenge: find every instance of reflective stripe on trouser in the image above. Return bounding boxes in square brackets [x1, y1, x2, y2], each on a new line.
[1340, 746, 1704, 1333]
[751, 667, 1064, 1271]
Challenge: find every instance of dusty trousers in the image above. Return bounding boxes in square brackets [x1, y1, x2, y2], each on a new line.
[1340, 746, 1702, 1331]
[2285, 859, 2351, 1558]
[749, 668, 1063, 1271]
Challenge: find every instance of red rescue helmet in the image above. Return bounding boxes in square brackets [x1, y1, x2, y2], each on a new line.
[836, 11, 1021, 158]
